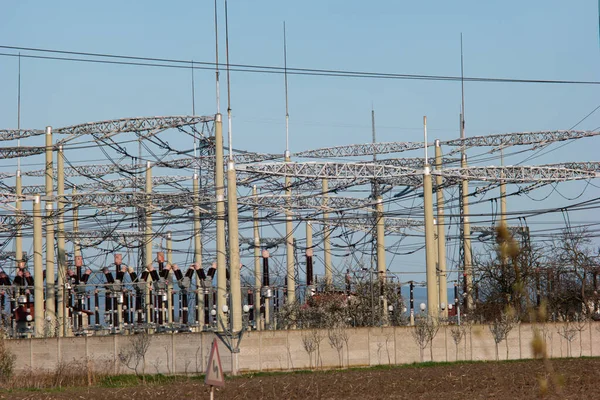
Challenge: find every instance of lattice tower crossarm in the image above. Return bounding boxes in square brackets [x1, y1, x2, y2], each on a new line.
[0, 129, 45, 141]
[441, 130, 599, 149]
[238, 162, 598, 185]
[294, 130, 598, 159]
[238, 194, 377, 212]
[295, 141, 427, 158]
[55, 115, 214, 140]
[10, 176, 201, 195]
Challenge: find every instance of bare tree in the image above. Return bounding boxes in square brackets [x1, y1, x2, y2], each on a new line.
[328, 328, 345, 368]
[572, 313, 587, 357]
[557, 321, 577, 357]
[411, 316, 439, 362]
[301, 330, 322, 368]
[118, 332, 152, 380]
[488, 311, 517, 361]
[450, 325, 467, 361]
[548, 228, 598, 319]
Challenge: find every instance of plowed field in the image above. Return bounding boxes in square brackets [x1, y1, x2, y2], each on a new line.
[4, 358, 600, 399]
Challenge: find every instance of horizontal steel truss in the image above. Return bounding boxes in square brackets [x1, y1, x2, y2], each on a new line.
[65, 230, 169, 248]
[238, 162, 598, 185]
[55, 115, 214, 141]
[294, 130, 597, 158]
[240, 194, 376, 212]
[295, 141, 426, 158]
[0, 129, 45, 141]
[1, 176, 203, 196]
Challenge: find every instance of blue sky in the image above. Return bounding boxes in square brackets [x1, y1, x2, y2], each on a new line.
[1, 1, 599, 297]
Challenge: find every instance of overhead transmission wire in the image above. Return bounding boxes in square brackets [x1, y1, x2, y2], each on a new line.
[1, 45, 599, 85]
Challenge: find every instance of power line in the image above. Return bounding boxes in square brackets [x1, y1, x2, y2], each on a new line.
[1, 45, 600, 85]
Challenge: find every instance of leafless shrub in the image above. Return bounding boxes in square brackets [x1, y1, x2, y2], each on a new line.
[0, 331, 16, 383]
[4, 358, 111, 390]
[118, 331, 152, 379]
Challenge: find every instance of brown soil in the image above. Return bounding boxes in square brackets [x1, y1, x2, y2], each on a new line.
[4, 358, 600, 400]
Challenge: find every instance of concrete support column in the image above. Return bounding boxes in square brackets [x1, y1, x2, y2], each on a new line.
[15, 170, 22, 267]
[193, 174, 204, 328]
[145, 162, 153, 325]
[305, 221, 313, 298]
[322, 179, 332, 288]
[33, 196, 43, 336]
[434, 140, 448, 317]
[375, 196, 387, 319]
[45, 127, 56, 333]
[72, 187, 81, 261]
[461, 155, 474, 311]
[144, 161, 153, 268]
[252, 185, 261, 330]
[227, 160, 242, 332]
[214, 114, 227, 331]
[57, 145, 66, 336]
[284, 153, 295, 304]
[423, 165, 438, 320]
[166, 231, 173, 324]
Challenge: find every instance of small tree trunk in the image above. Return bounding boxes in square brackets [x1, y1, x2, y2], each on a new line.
[430, 341, 434, 362]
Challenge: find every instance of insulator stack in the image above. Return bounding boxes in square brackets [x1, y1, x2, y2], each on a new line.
[247, 290, 254, 322]
[306, 249, 313, 287]
[262, 250, 270, 287]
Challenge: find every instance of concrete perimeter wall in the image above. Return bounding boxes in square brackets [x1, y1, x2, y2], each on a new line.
[8, 322, 600, 375]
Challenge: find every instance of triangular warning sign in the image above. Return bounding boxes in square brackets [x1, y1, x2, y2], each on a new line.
[205, 338, 225, 387]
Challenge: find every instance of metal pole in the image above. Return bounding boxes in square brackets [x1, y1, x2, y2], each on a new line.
[57, 145, 66, 336]
[252, 185, 261, 330]
[375, 196, 387, 322]
[193, 174, 204, 328]
[214, 114, 227, 331]
[322, 178, 332, 288]
[434, 140, 448, 318]
[33, 196, 43, 336]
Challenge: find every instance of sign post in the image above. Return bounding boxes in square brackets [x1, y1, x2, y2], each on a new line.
[205, 338, 225, 399]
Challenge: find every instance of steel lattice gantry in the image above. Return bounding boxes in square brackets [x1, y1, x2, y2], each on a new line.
[293, 130, 599, 159]
[55, 115, 215, 142]
[0, 129, 45, 141]
[238, 162, 599, 186]
[295, 141, 426, 158]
